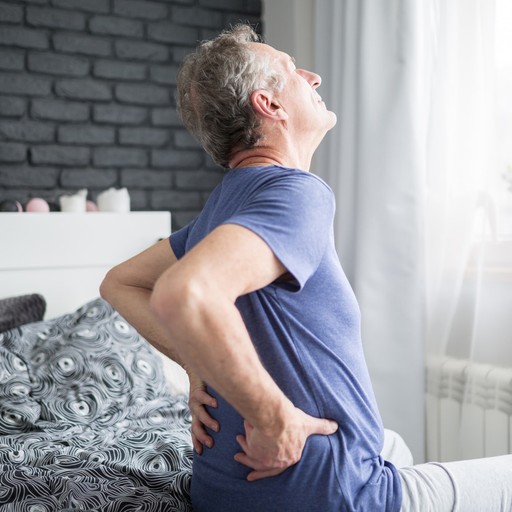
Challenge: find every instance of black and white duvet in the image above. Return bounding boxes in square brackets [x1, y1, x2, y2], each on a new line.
[0, 298, 193, 511]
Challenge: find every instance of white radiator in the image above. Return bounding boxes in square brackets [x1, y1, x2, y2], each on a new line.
[426, 356, 512, 462]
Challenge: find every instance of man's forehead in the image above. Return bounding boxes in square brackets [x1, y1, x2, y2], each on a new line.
[248, 42, 291, 62]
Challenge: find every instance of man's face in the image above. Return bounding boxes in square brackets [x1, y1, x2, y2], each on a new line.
[251, 43, 337, 137]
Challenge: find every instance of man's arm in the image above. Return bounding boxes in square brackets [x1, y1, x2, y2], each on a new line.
[149, 223, 338, 481]
[100, 239, 219, 453]
[100, 239, 186, 363]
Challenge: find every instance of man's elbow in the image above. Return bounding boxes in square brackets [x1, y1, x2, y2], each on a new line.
[150, 272, 203, 329]
[150, 275, 181, 325]
[99, 266, 120, 303]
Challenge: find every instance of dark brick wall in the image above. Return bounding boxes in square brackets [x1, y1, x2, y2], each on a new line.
[0, 0, 262, 229]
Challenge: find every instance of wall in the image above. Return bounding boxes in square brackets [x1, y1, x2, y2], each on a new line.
[261, 0, 317, 168]
[262, 0, 314, 72]
[0, 0, 262, 230]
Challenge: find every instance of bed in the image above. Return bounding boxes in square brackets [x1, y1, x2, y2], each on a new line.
[0, 212, 193, 511]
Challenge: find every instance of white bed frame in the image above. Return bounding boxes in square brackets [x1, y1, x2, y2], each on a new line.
[0, 211, 189, 395]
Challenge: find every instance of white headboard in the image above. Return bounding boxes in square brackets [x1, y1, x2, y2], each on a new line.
[1, 211, 169, 318]
[0, 211, 189, 394]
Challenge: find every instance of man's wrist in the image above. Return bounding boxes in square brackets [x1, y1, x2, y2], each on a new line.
[252, 395, 295, 436]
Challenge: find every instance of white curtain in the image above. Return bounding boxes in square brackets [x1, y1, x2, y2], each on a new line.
[314, 0, 496, 463]
[424, 1, 496, 364]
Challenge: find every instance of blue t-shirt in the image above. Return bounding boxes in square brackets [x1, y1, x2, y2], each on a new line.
[170, 165, 401, 512]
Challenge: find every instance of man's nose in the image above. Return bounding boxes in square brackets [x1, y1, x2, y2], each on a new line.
[297, 69, 322, 89]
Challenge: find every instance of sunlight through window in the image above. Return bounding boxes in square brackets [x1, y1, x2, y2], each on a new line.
[494, 0, 512, 239]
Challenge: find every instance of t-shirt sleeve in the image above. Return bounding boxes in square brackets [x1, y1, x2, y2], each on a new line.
[169, 218, 197, 259]
[223, 172, 335, 292]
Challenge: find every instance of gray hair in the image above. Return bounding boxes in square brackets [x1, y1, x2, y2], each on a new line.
[176, 24, 284, 168]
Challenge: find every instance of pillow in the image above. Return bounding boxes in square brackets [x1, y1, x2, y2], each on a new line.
[0, 298, 193, 511]
[0, 293, 46, 332]
[0, 297, 178, 434]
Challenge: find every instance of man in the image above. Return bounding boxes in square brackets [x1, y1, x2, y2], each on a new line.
[101, 24, 402, 511]
[102, 23, 512, 512]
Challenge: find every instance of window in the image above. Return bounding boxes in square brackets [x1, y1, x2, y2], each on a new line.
[494, 0, 512, 240]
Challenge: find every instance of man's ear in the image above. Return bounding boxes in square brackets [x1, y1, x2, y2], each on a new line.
[251, 90, 288, 121]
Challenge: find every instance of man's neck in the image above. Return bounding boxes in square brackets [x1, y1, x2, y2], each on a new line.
[229, 146, 312, 172]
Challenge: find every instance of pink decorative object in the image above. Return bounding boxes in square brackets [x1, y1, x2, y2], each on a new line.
[86, 200, 98, 212]
[26, 198, 50, 213]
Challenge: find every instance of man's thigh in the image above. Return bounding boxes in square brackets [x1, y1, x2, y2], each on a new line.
[381, 429, 414, 468]
[399, 453, 512, 511]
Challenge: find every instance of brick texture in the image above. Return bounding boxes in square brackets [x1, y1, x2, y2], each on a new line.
[26, 6, 86, 30]
[0, 0, 262, 230]
[0, 2, 23, 24]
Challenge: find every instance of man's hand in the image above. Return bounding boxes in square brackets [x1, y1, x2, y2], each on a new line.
[187, 370, 219, 454]
[234, 408, 338, 481]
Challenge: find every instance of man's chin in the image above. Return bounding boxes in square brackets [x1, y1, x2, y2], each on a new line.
[326, 111, 337, 130]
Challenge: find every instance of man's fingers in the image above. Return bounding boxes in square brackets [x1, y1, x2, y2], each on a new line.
[233, 413, 338, 482]
[234, 451, 281, 472]
[189, 391, 219, 432]
[233, 451, 259, 469]
[243, 419, 253, 434]
[192, 434, 203, 455]
[192, 389, 218, 408]
[247, 467, 287, 481]
[234, 449, 288, 480]
[192, 418, 214, 450]
[193, 406, 219, 432]
[236, 434, 249, 453]
[187, 376, 219, 455]
[308, 417, 338, 436]
[234, 437, 289, 472]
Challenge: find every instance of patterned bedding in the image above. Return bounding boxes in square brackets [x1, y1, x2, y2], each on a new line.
[0, 298, 193, 511]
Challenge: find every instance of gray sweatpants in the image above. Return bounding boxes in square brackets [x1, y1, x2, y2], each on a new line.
[382, 430, 512, 512]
